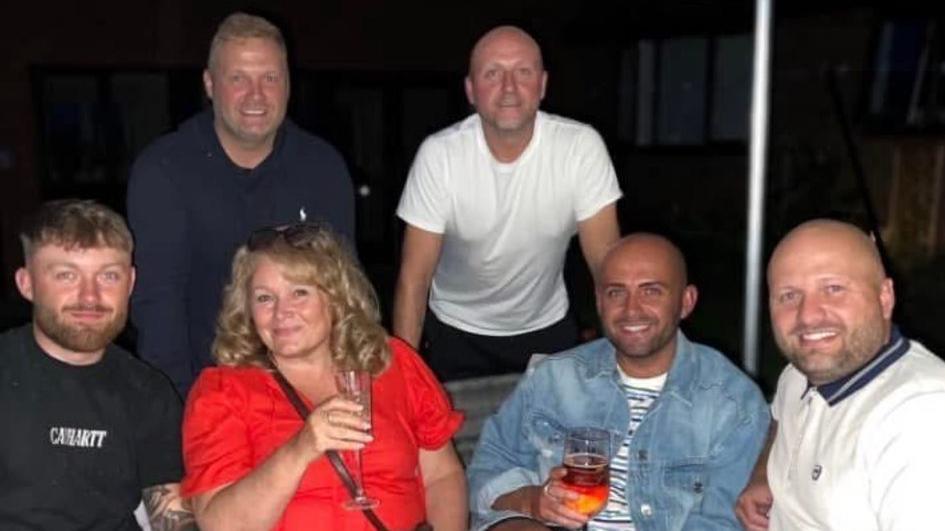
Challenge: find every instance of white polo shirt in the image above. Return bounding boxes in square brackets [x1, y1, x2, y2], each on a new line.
[768, 329, 945, 530]
[397, 111, 622, 336]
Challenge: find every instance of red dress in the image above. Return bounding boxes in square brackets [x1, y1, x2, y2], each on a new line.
[181, 338, 463, 530]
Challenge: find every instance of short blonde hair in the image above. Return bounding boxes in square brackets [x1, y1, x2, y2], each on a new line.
[213, 223, 390, 375]
[20, 199, 133, 258]
[207, 12, 286, 71]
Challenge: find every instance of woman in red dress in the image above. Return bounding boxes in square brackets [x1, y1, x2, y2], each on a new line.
[180, 222, 466, 530]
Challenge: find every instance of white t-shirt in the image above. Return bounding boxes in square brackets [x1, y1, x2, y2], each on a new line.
[396, 111, 622, 336]
[768, 336, 945, 530]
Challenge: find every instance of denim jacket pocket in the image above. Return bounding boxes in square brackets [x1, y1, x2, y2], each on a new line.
[526, 411, 566, 477]
[662, 459, 708, 502]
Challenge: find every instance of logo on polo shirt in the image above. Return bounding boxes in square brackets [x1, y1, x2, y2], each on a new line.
[811, 464, 822, 481]
[49, 426, 108, 448]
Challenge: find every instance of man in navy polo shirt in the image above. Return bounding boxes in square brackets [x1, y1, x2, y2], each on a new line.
[736, 219, 945, 530]
[127, 12, 354, 397]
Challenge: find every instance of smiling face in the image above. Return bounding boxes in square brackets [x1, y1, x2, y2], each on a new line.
[203, 37, 289, 158]
[596, 235, 697, 377]
[768, 221, 894, 385]
[16, 244, 134, 365]
[464, 26, 547, 140]
[249, 255, 333, 362]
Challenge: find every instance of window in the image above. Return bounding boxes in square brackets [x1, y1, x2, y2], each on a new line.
[620, 34, 753, 146]
[868, 18, 945, 131]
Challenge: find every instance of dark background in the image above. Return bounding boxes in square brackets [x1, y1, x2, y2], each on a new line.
[2, 0, 945, 394]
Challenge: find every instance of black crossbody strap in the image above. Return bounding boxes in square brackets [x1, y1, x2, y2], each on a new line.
[271, 369, 391, 531]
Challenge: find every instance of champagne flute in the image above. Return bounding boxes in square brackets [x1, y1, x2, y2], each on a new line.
[561, 427, 611, 526]
[334, 369, 379, 510]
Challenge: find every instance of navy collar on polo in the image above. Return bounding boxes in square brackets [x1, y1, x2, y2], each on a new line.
[803, 326, 908, 407]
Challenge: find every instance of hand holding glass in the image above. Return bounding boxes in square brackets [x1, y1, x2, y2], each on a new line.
[334, 369, 378, 510]
[561, 427, 611, 519]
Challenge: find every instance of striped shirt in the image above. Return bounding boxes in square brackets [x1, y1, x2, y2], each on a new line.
[588, 371, 666, 531]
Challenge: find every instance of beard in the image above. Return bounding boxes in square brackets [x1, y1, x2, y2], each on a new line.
[33, 303, 127, 354]
[776, 318, 888, 385]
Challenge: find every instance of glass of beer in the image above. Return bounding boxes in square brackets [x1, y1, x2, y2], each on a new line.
[561, 427, 611, 520]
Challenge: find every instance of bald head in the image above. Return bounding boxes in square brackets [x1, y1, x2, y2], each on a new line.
[767, 219, 895, 385]
[600, 233, 689, 288]
[768, 219, 886, 286]
[596, 233, 697, 377]
[469, 26, 543, 76]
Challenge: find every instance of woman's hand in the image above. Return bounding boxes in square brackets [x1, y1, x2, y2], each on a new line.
[291, 396, 373, 461]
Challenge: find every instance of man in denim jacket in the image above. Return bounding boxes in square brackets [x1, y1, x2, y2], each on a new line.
[468, 233, 770, 530]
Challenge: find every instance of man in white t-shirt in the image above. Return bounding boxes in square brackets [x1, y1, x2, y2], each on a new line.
[735, 219, 945, 531]
[394, 25, 622, 381]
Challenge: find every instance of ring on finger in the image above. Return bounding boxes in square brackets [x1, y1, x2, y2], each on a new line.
[543, 483, 552, 497]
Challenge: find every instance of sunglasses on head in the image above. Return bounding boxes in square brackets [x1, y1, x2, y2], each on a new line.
[247, 222, 327, 251]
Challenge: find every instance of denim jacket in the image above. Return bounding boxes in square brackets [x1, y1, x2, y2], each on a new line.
[467, 332, 770, 531]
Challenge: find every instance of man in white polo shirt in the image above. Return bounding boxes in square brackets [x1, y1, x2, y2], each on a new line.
[394, 25, 621, 381]
[735, 219, 945, 530]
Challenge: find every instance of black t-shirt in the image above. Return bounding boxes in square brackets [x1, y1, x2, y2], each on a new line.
[0, 324, 183, 530]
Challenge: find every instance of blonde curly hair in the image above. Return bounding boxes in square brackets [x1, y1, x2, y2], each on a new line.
[213, 223, 390, 375]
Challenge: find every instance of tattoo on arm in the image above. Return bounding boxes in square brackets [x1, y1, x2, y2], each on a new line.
[142, 484, 197, 531]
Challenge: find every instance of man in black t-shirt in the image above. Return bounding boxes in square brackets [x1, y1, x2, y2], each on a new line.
[0, 199, 194, 530]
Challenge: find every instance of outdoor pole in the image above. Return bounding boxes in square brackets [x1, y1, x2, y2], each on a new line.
[742, 0, 773, 376]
